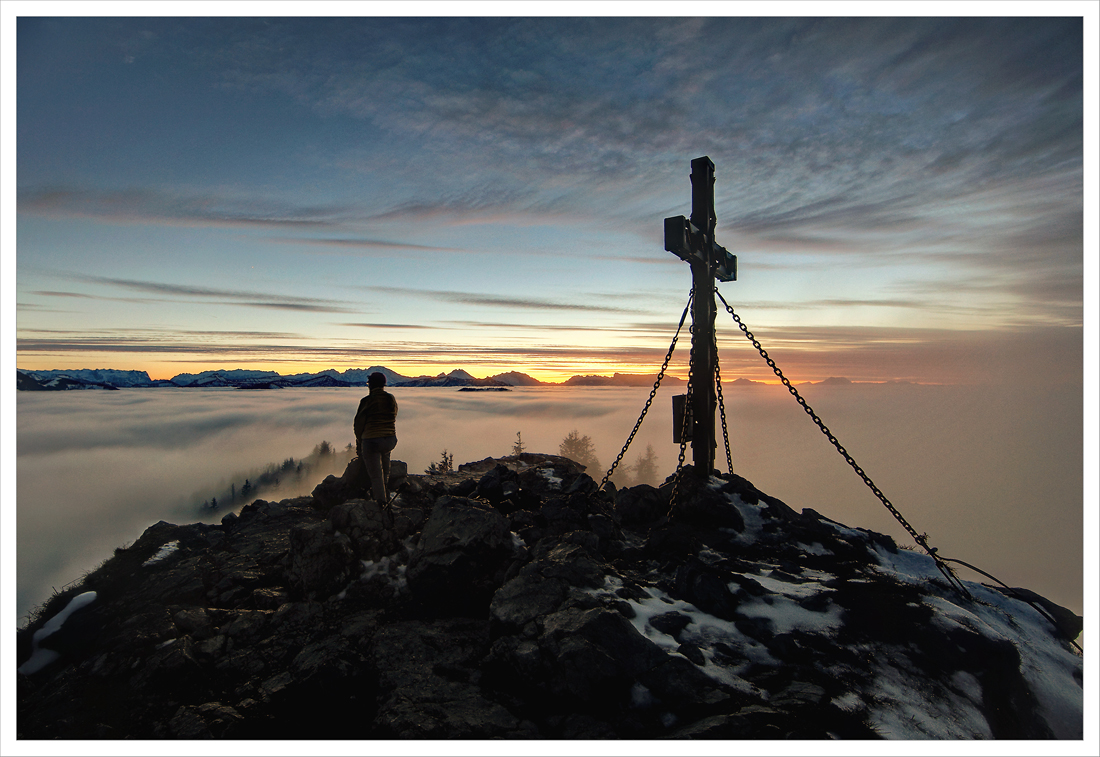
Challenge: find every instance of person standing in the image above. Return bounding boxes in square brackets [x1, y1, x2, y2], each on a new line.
[354, 372, 399, 504]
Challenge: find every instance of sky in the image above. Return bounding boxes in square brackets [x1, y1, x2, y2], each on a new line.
[3, 4, 1093, 388]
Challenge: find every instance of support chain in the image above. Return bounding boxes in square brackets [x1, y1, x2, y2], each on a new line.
[714, 288, 971, 598]
[667, 327, 694, 513]
[599, 289, 694, 492]
[938, 557, 1082, 652]
[714, 331, 733, 476]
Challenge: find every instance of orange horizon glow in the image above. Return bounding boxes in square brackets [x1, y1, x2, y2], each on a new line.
[15, 359, 669, 385]
[15, 322, 1083, 388]
[14, 355, 971, 388]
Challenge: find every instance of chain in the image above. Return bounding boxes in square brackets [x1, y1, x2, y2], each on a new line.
[937, 556, 1082, 652]
[714, 288, 971, 597]
[599, 288, 694, 491]
[666, 311, 695, 514]
[713, 330, 733, 476]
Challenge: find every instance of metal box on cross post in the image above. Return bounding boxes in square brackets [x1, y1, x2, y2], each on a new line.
[663, 216, 737, 282]
[672, 393, 692, 443]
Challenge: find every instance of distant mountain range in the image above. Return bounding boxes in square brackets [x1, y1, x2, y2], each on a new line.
[12, 367, 888, 392]
[15, 367, 702, 391]
[14, 367, 892, 392]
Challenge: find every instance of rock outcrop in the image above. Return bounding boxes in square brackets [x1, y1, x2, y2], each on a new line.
[16, 454, 1082, 740]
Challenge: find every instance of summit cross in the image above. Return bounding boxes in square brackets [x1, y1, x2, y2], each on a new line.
[664, 156, 737, 476]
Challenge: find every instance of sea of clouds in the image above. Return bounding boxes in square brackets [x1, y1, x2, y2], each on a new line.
[13, 383, 1083, 624]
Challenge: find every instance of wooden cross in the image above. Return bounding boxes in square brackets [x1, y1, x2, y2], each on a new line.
[664, 156, 737, 476]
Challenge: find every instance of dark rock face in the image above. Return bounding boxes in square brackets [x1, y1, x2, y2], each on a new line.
[16, 457, 1082, 740]
[406, 496, 524, 614]
[287, 523, 356, 600]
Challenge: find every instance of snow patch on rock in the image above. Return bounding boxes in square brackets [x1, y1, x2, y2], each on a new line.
[18, 591, 98, 675]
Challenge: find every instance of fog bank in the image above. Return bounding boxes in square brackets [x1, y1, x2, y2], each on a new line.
[14, 383, 1083, 622]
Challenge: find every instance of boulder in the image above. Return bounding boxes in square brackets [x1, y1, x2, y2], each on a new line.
[476, 463, 521, 507]
[673, 482, 745, 531]
[538, 496, 588, 536]
[537, 607, 667, 704]
[673, 558, 741, 621]
[487, 540, 606, 635]
[406, 496, 524, 614]
[329, 499, 399, 561]
[285, 523, 356, 600]
[634, 655, 730, 712]
[614, 484, 668, 528]
[312, 459, 409, 510]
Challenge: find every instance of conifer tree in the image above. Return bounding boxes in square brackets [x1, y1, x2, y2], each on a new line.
[632, 443, 660, 487]
[426, 449, 454, 474]
[559, 430, 600, 474]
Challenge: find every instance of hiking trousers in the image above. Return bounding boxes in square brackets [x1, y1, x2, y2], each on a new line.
[358, 435, 398, 504]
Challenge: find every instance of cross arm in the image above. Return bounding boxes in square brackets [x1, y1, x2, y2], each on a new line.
[664, 216, 737, 282]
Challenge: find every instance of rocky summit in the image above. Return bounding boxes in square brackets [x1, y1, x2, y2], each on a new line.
[16, 453, 1082, 740]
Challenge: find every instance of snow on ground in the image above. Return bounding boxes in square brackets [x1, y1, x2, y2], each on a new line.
[723, 491, 765, 545]
[865, 647, 993, 739]
[358, 554, 408, 592]
[871, 542, 1083, 739]
[351, 538, 417, 597]
[538, 468, 564, 488]
[736, 576, 845, 636]
[923, 584, 1084, 739]
[609, 569, 846, 694]
[585, 493, 1083, 741]
[871, 543, 952, 585]
[588, 577, 771, 695]
[830, 690, 866, 713]
[142, 540, 180, 567]
[17, 591, 98, 675]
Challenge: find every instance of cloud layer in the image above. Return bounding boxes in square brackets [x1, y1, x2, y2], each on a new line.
[15, 383, 1084, 625]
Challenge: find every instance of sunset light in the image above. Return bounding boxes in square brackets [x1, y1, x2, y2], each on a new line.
[7, 12, 1087, 390]
[4, 8, 1095, 749]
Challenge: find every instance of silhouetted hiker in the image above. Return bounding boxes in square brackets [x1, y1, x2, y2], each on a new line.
[354, 372, 399, 504]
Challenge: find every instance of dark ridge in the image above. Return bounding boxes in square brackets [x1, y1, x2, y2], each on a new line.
[16, 455, 1082, 740]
